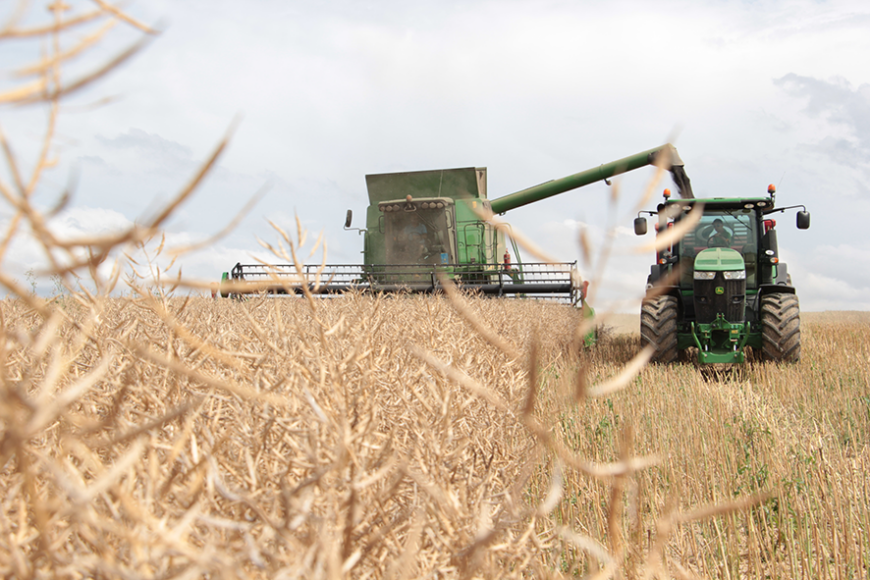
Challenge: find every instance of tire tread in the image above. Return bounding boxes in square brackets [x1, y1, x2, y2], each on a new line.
[641, 295, 679, 363]
[760, 293, 801, 362]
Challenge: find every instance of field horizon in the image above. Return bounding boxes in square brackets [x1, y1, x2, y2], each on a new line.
[601, 310, 870, 335]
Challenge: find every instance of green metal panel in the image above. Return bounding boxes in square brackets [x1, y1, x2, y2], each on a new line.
[454, 198, 494, 265]
[364, 205, 386, 265]
[689, 319, 752, 364]
[693, 247, 745, 272]
[365, 167, 485, 205]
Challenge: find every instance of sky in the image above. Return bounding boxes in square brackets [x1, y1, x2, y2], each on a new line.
[2, 0, 869, 311]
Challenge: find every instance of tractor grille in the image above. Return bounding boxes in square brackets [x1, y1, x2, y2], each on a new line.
[693, 273, 745, 323]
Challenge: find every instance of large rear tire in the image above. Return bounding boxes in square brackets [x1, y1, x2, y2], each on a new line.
[760, 293, 800, 362]
[641, 295, 679, 363]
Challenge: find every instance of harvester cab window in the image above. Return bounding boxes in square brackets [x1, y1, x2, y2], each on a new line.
[385, 205, 454, 265]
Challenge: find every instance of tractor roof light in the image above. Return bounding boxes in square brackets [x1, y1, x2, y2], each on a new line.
[663, 188, 671, 199]
[768, 184, 776, 195]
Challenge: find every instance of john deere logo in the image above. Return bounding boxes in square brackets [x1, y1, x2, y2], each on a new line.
[715, 286, 725, 295]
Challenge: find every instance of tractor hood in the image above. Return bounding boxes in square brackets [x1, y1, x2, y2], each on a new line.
[694, 247, 745, 272]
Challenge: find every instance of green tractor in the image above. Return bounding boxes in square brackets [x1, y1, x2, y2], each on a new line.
[634, 185, 811, 364]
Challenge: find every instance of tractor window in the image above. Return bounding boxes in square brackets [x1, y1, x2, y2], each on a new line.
[385, 208, 454, 265]
[677, 210, 759, 287]
[679, 211, 756, 255]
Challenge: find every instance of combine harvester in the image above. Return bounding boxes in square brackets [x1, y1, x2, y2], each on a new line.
[220, 144, 692, 310]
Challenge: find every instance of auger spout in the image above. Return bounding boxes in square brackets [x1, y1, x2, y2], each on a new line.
[489, 143, 692, 215]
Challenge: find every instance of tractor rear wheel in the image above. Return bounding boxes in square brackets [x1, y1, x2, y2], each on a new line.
[760, 293, 801, 362]
[641, 295, 679, 363]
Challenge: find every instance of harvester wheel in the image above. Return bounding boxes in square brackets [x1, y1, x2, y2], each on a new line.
[641, 295, 679, 363]
[760, 293, 801, 362]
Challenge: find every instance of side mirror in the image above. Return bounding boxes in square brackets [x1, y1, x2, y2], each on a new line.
[634, 217, 648, 236]
[344, 209, 353, 229]
[796, 211, 810, 230]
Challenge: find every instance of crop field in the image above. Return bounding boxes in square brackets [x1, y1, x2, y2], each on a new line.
[2, 4, 868, 577]
[0, 291, 867, 579]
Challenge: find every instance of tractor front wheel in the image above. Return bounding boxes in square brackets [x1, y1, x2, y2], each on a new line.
[641, 295, 679, 363]
[760, 293, 801, 362]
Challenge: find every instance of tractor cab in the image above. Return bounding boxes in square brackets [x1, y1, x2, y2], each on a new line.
[676, 210, 759, 290]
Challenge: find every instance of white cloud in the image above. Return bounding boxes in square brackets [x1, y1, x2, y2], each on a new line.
[0, 207, 133, 294]
[793, 271, 870, 312]
[49, 207, 133, 241]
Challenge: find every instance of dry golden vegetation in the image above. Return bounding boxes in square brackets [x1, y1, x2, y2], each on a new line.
[0, 293, 579, 578]
[2, 3, 869, 578]
[0, 294, 868, 579]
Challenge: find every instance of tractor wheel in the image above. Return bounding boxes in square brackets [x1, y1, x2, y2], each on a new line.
[760, 293, 801, 362]
[641, 295, 679, 363]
